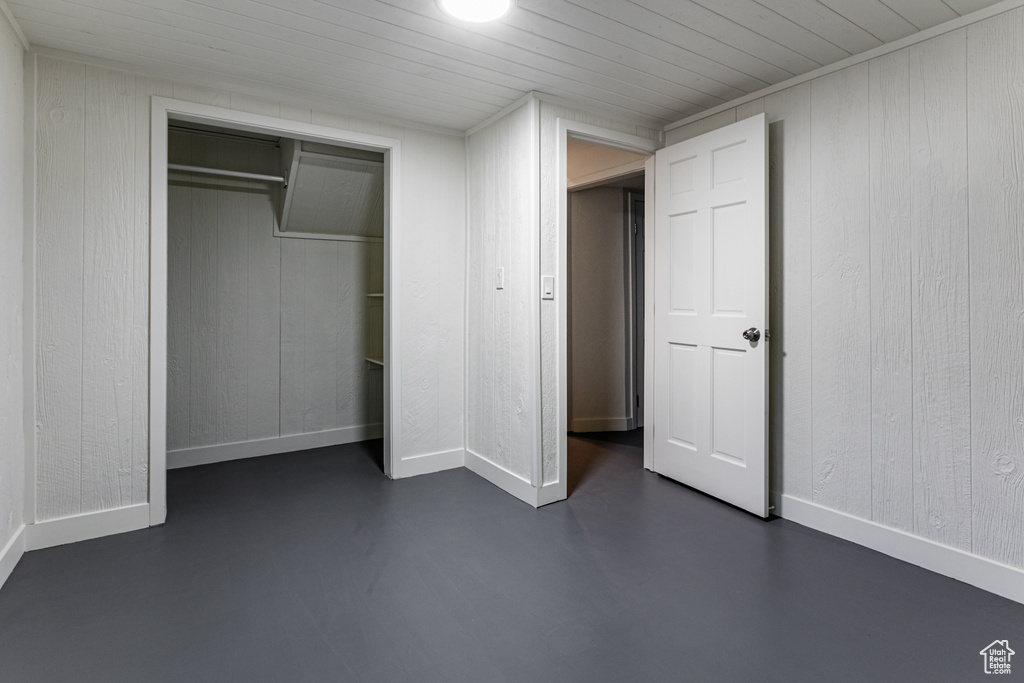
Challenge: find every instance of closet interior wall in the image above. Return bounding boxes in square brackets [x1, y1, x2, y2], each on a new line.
[167, 130, 383, 460]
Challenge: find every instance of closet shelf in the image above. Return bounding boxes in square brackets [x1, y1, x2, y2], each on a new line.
[366, 293, 384, 297]
[366, 356, 384, 367]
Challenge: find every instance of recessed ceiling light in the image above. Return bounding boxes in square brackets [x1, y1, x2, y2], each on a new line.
[437, 0, 512, 23]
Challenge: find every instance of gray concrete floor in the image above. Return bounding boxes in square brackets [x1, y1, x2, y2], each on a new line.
[1, 432, 1021, 682]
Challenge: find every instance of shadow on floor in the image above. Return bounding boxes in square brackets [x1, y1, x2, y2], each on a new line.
[360, 437, 385, 474]
[567, 427, 643, 496]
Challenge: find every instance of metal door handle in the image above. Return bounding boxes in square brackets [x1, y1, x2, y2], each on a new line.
[742, 327, 761, 342]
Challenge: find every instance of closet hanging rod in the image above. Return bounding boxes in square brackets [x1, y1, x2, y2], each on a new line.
[168, 163, 286, 184]
[168, 124, 281, 146]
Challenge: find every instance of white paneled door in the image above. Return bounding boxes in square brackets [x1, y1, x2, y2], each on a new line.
[653, 114, 769, 517]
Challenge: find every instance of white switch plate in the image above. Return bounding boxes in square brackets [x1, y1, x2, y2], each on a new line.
[541, 276, 554, 300]
[496, 267, 504, 289]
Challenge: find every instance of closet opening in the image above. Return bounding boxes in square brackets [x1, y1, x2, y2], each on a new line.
[149, 99, 400, 525]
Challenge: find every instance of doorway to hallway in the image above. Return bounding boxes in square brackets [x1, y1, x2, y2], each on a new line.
[564, 135, 649, 495]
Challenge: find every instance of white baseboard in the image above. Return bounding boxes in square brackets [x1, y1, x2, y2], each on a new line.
[167, 424, 384, 469]
[0, 525, 26, 592]
[25, 503, 150, 552]
[570, 417, 632, 433]
[777, 494, 1024, 605]
[465, 450, 543, 507]
[464, 451, 566, 508]
[536, 480, 565, 507]
[394, 448, 465, 478]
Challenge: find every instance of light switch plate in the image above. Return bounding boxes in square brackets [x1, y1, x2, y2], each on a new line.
[542, 276, 554, 300]
[496, 267, 504, 289]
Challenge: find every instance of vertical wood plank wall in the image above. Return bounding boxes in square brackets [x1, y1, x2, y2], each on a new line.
[166, 130, 383, 452]
[35, 58, 85, 518]
[966, 12, 1024, 568]
[82, 67, 135, 510]
[397, 131, 465, 460]
[809, 62, 872, 519]
[466, 102, 535, 479]
[30, 53, 466, 522]
[0, 16, 25, 556]
[909, 32, 972, 550]
[665, 7, 1024, 570]
[867, 50, 912, 533]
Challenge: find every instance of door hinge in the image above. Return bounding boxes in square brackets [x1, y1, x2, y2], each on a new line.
[636, 394, 640, 407]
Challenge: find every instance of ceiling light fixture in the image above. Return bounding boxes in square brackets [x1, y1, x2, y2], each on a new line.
[437, 0, 512, 23]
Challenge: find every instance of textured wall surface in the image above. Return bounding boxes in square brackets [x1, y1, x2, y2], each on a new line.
[569, 186, 630, 431]
[665, 8, 1024, 570]
[166, 131, 383, 452]
[0, 15, 24, 554]
[396, 127, 465, 461]
[465, 102, 537, 480]
[29, 52, 465, 522]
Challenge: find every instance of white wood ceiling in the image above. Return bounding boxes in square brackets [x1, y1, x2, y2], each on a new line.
[10, 0, 1003, 132]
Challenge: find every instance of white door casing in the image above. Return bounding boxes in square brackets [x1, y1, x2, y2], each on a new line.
[652, 114, 769, 517]
[150, 97, 402, 525]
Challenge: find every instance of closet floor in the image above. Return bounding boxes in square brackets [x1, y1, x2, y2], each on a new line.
[1, 435, 1021, 682]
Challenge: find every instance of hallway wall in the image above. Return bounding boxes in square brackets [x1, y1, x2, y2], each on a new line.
[568, 185, 631, 432]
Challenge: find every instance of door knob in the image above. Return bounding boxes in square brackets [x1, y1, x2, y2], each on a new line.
[742, 327, 761, 342]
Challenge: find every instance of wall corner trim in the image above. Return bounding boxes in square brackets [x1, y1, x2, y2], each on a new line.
[24, 504, 150, 552]
[466, 92, 538, 138]
[0, 525, 26, 592]
[777, 494, 1024, 606]
[0, 0, 28, 51]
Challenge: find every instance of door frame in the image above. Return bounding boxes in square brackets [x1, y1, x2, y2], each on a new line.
[149, 97, 402, 525]
[555, 119, 658, 499]
[626, 190, 645, 431]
